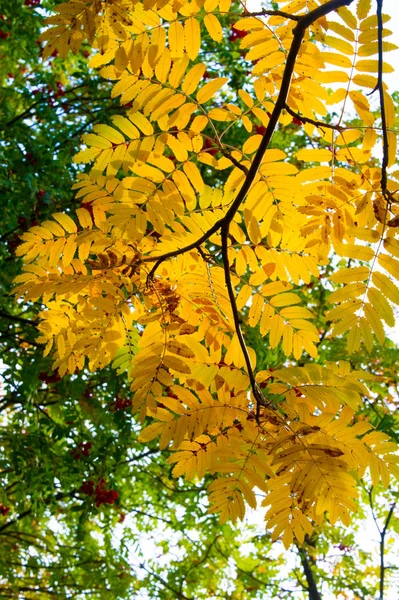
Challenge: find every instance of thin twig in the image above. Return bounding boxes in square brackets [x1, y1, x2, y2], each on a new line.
[284, 104, 343, 132]
[222, 149, 249, 175]
[244, 9, 300, 21]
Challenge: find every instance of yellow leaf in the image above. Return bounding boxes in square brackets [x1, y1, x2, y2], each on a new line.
[248, 295, 264, 327]
[204, 14, 223, 42]
[269, 315, 284, 348]
[379, 254, 399, 281]
[236, 285, 252, 310]
[372, 271, 399, 305]
[169, 55, 190, 88]
[364, 303, 385, 344]
[367, 287, 395, 327]
[328, 21, 355, 42]
[326, 299, 362, 321]
[296, 149, 332, 162]
[166, 340, 195, 359]
[329, 282, 366, 303]
[183, 162, 204, 193]
[337, 6, 357, 29]
[243, 134, 262, 155]
[357, 0, 371, 19]
[169, 20, 184, 58]
[93, 124, 124, 145]
[81, 133, 112, 149]
[356, 59, 394, 73]
[181, 63, 206, 95]
[128, 112, 154, 135]
[233, 17, 264, 31]
[138, 422, 165, 442]
[163, 354, 191, 374]
[155, 47, 172, 83]
[330, 267, 369, 284]
[324, 35, 353, 55]
[110, 115, 140, 139]
[321, 51, 353, 68]
[245, 211, 262, 245]
[75, 208, 93, 229]
[52, 213, 78, 234]
[185, 18, 201, 61]
[196, 78, 229, 104]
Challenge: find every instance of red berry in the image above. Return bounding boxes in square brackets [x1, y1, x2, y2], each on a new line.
[0, 504, 10, 517]
[255, 125, 266, 136]
[80, 480, 95, 496]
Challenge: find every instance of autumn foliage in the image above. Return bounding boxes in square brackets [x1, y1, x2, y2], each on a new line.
[13, 0, 399, 549]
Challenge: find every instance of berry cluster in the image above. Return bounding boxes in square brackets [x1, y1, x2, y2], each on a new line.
[24, 0, 41, 6]
[0, 504, 10, 517]
[80, 479, 119, 507]
[108, 395, 132, 412]
[79, 480, 95, 496]
[70, 441, 92, 460]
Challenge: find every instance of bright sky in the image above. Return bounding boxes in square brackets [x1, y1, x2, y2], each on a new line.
[381, 0, 399, 92]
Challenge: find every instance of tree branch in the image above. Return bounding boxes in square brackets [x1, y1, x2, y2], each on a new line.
[143, 0, 355, 411]
[379, 501, 396, 600]
[139, 562, 193, 600]
[244, 9, 300, 21]
[376, 0, 389, 201]
[220, 0, 355, 415]
[298, 546, 322, 600]
[284, 104, 344, 132]
[0, 310, 37, 326]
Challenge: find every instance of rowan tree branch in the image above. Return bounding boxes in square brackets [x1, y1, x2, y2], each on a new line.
[298, 546, 322, 600]
[144, 0, 355, 411]
[284, 104, 344, 132]
[379, 501, 396, 600]
[244, 9, 300, 21]
[374, 0, 397, 215]
[220, 0, 355, 414]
